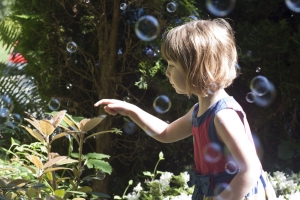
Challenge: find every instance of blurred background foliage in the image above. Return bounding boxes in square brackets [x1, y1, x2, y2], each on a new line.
[0, 0, 300, 197]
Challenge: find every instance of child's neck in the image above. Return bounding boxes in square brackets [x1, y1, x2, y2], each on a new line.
[196, 89, 229, 117]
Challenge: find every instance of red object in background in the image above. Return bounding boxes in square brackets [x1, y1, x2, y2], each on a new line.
[8, 52, 27, 64]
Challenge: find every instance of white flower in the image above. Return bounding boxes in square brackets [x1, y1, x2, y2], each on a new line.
[169, 193, 192, 200]
[126, 191, 140, 200]
[133, 182, 143, 193]
[289, 191, 300, 200]
[160, 172, 173, 190]
[181, 171, 190, 188]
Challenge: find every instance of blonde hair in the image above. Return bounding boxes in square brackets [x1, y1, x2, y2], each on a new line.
[161, 18, 238, 96]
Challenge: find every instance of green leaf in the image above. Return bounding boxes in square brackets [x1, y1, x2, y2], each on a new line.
[86, 152, 110, 160]
[143, 171, 154, 177]
[54, 189, 65, 198]
[86, 159, 112, 174]
[114, 195, 122, 199]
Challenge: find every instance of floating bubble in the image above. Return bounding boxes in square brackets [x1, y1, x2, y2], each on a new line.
[0, 95, 12, 107]
[214, 183, 232, 199]
[96, 170, 106, 180]
[0, 108, 9, 124]
[135, 15, 160, 42]
[85, 0, 90, 3]
[120, 3, 127, 10]
[66, 42, 77, 53]
[9, 113, 22, 128]
[48, 98, 60, 111]
[206, 0, 236, 17]
[254, 81, 276, 107]
[123, 96, 132, 102]
[246, 50, 252, 57]
[235, 63, 241, 76]
[255, 67, 261, 73]
[250, 75, 270, 96]
[153, 95, 171, 113]
[166, 2, 178, 13]
[225, 161, 238, 174]
[66, 83, 73, 90]
[123, 121, 138, 134]
[203, 142, 222, 163]
[245, 92, 256, 103]
[285, 0, 300, 13]
[28, 76, 35, 83]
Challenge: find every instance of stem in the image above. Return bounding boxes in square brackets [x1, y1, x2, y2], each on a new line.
[152, 158, 162, 181]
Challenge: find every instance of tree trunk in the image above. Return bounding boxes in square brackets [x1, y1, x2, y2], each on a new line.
[92, 0, 121, 195]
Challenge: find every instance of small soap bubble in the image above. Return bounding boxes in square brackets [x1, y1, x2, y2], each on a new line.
[166, 2, 178, 13]
[96, 170, 106, 180]
[123, 121, 138, 134]
[0, 95, 12, 107]
[28, 76, 35, 83]
[203, 142, 222, 163]
[48, 98, 60, 111]
[66, 42, 77, 53]
[246, 50, 252, 57]
[9, 113, 22, 128]
[250, 75, 270, 96]
[0, 108, 9, 124]
[85, 0, 90, 3]
[66, 83, 73, 90]
[153, 95, 171, 114]
[135, 15, 160, 42]
[225, 161, 238, 174]
[235, 63, 241, 76]
[255, 67, 261, 73]
[254, 81, 276, 107]
[245, 92, 256, 103]
[123, 96, 132, 102]
[206, 0, 236, 17]
[285, 0, 300, 13]
[120, 3, 127, 10]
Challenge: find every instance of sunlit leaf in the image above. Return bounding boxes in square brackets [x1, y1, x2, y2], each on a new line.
[43, 167, 70, 173]
[46, 171, 53, 181]
[40, 120, 55, 136]
[81, 117, 103, 132]
[86, 153, 110, 160]
[77, 186, 92, 192]
[52, 110, 67, 128]
[20, 125, 45, 143]
[24, 118, 44, 136]
[79, 118, 90, 130]
[54, 189, 65, 198]
[55, 157, 78, 165]
[86, 159, 112, 174]
[26, 155, 43, 169]
[43, 156, 68, 169]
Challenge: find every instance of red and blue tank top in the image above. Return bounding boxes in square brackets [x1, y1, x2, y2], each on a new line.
[192, 96, 260, 175]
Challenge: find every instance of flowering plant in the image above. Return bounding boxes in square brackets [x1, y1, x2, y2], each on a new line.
[268, 171, 300, 200]
[115, 152, 300, 200]
[113, 152, 194, 200]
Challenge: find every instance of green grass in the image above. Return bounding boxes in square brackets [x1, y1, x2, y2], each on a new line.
[0, 41, 10, 62]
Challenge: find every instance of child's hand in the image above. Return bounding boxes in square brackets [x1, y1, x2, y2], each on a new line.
[94, 99, 134, 116]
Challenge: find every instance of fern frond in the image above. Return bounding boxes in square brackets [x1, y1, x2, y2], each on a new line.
[0, 17, 21, 52]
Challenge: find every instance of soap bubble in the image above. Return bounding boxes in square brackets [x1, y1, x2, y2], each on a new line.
[9, 113, 22, 128]
[66, 42, 77, 53]
[166, 2, 178, 13]
[48, 98, 60, 111]
[255, 67, 261, 73]
[96, 170, 106, 180]
[135, 15, 160, 42]
[225, 161, 238, 174]
[120, 3, 127, 10]
[203, 142, 222, 163]
[285, 0, 300, 13]
[123, 96, 132, 102]
[254, 81, 276, 107]
[66, 83, 73, 90]
[250, 75, 270, 96]
[206, 0, 236, 17]
[245, 92, 256, 103]
[123, 121, 138, 134]
[0, 108, 9, 124]
[153, 95, 171, 113]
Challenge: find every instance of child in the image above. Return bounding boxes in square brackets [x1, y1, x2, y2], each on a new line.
[94, 18, 276, 200]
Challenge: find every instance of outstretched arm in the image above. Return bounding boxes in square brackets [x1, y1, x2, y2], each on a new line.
[94, 99, 193, 143]
[213, 109, 262, 200]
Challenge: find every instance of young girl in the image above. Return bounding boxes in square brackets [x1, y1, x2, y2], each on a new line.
[94, 18, 276, 200]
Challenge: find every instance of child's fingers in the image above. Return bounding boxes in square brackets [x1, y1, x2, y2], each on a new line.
[104, 106, 118, 116]
[94, 99, 122, 107]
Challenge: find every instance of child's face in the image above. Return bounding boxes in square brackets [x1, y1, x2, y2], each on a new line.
[165, 61, 187, 94]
